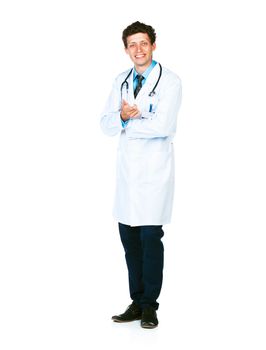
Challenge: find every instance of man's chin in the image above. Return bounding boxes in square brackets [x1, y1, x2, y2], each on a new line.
[133, 59, 151, 68]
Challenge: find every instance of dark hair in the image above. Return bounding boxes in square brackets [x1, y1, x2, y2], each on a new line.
[122, 21, 156, 48]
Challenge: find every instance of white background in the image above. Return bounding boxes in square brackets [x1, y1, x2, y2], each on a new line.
[0, 0, 265, 349]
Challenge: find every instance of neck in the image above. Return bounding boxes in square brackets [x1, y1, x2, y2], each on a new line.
[134, 59, 153, 74]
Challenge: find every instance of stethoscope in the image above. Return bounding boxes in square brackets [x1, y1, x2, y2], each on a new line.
[120, 63, 162, 99]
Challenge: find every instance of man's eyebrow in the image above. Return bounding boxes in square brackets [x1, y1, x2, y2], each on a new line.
[128, 40, 148, 44]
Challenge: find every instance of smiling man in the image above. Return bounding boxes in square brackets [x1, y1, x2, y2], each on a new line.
[126, 33, 155, 72]
[100, 21, 182, 329]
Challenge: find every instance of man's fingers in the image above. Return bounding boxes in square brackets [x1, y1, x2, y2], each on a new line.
[129, 109, 140, 118]
[124, 107, 137, 115]
[128, 105, 138, 112]
[122, 100, 140, 118]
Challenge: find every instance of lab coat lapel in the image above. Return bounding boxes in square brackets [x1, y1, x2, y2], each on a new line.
[135, 63, 160, 102]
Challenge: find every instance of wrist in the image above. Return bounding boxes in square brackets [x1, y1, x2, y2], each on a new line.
[120, 113, 129, 121]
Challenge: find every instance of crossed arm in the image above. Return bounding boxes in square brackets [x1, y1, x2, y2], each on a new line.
[100, 76, 181, 139]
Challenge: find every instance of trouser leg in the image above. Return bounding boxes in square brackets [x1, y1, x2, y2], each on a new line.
[118, 223, 144, 305]
[140, 225, 164, 310]
[118, 223, 164, 310]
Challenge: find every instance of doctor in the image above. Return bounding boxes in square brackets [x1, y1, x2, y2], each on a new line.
[100, 21, 182, 329]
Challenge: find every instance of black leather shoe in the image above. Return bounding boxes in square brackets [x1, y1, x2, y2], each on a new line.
[112, 302, 142, 323]
[141, 306, 158, 329]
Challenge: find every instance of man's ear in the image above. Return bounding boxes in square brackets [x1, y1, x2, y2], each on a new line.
[124, 47, 129, 55]
[152, 43, 156, 52]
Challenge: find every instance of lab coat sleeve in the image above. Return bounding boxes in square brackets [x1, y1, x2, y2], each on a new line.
[100, 79, 123, 136]
[125, 77, 182, 139]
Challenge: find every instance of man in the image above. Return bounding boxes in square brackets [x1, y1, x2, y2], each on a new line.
[100, 21, 182, 329]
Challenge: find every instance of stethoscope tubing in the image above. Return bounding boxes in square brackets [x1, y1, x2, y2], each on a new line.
[120, 63, 162, 99]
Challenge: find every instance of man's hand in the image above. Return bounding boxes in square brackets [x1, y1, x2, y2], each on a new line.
[120, 99, 141, 121]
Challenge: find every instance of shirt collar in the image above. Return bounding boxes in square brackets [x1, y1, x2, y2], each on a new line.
[133, 60, 157, 81]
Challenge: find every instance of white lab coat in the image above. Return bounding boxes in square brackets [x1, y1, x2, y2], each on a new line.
[100, 63, 182, 226]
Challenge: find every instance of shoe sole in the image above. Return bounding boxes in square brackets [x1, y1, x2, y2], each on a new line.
[141, 323, 158, 329]
[112, 317, 142, 323]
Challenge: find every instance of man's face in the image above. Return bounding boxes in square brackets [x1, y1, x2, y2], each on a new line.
[125, 32, 156, 72]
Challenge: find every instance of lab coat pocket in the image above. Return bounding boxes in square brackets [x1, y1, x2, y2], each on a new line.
[147, 95, 159, 113]
[143, 150, 174, 185]
[141, 95, 159, 119]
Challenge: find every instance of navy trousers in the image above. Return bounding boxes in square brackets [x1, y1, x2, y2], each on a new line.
[118, 223, 164, 310]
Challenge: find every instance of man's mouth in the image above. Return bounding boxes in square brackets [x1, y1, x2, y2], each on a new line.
[135, 54, 145, 59]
